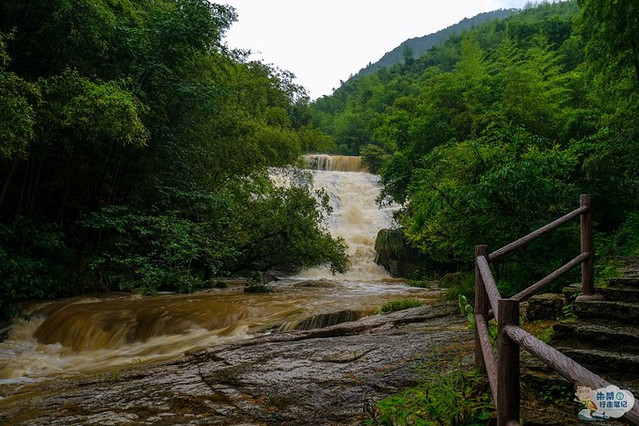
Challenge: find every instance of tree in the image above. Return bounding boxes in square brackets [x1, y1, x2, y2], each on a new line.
[401, 125, 579, 291]
[0, 34, 37, 162]
[578, 0, 639, 87]
[576, 0, 639, 236]
[0, 0, 348, 318]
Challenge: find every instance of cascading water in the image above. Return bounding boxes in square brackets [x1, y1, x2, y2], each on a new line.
[0, 155, 433, 397]
[296, 154, 397, 281]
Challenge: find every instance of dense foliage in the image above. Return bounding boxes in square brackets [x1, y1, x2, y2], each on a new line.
[309, 0, 639, 294]
[0, 0, 346, 318]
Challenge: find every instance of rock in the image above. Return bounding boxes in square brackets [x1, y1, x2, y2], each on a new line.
[291, 279, 340, 288]
[281, 309, 365, 331]
[440, 272, 464, 288]
[259, 271, 280, 284]
[0, 303, 473, 425]
[374, 228, 427, 278]
[526, 293, 565, 321]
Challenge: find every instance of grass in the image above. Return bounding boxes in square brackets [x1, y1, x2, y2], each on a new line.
[378, 299, 422, 314]
[243, 277, 273, 293]
[438, 272, 475, 301]
[372, 366, 493, 425]
[404, 279, 432, 288]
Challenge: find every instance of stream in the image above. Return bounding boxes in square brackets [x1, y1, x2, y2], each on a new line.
[0, 155, 438, 398]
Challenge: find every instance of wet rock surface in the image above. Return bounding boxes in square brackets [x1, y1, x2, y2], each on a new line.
[0, 302, 473, 425]
[526, 293, 565, 321]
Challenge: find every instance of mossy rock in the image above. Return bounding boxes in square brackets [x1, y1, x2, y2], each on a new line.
[374, 228, 426, 278]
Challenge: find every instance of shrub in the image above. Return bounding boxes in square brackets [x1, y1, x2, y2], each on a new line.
[374, 367, 493, 425]
[243, 277, 273, 293]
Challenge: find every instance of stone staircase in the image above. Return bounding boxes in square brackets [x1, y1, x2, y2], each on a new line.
[552, 257, 639, 395]
[519, 259, 639, 424]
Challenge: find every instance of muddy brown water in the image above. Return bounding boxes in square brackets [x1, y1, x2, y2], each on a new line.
[0, 156, 435, 398]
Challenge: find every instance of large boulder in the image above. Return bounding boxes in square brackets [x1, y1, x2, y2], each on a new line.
[374, 228, 426, 278]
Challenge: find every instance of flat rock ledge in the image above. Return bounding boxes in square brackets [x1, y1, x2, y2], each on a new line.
[0, 302, 473, 425]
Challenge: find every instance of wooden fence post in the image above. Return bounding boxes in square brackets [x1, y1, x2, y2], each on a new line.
[475, 245, 490, 372]
[498, 298, 520, 426]
[578, 194, 602, 301]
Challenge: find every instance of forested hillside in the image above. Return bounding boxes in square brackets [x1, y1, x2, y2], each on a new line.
[357, 9, 518, 77]
[0, 0, 346, 318]
[309, 0, 639, 293]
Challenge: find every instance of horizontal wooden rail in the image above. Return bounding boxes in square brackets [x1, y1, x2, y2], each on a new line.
[504, 325, 639, 425]
[488, 205, 588, 262]
[503, 325, 606, 386]
[475, 314, 498, 400]
[476, 255, 501, 319]
[511, 252, 589, 302]
[473, 196, 611, 425]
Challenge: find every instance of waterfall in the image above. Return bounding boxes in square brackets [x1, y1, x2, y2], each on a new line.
[303, 154, 366, 172]
[297, 155, 397, 281]
[0, 155, 409, 388]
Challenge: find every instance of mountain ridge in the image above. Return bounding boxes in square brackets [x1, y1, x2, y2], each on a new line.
[356, 8, 519, 78]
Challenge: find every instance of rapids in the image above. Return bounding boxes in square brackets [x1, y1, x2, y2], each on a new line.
[0, 155, 434, 397]
[297, 154, 397, 280]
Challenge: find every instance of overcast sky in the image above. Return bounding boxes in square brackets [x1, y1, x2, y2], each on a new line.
[223, 1, 540, 99]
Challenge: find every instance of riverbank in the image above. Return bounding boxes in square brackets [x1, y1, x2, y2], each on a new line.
[0, 302, 472, 425]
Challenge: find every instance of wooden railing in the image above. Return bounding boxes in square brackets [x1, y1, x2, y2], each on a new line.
[474, 194, 639, 425]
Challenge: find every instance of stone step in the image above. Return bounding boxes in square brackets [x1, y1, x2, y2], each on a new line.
[552, 320, 639, 352]
[562, 283, 582, 303]
[556, 347, 639, 375]
[606, 276, 639, 289]
[598, 286, 639, 302]
[595, 373, 639, 398]
[563, 283, 639, 302]
[573, 300, 639, 325]
[613, 256, 639, 278]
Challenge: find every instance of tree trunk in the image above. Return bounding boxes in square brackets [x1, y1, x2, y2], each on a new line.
[0, 158, 18, 212]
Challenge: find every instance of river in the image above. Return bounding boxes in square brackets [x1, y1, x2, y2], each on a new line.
[0, 155, 437, 398]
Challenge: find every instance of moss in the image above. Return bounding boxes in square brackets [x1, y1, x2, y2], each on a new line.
[522, 319, 557, 343]
[374, 228, 406, 258]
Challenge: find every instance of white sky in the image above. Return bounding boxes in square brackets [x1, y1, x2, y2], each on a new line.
[223, 1, 538, 99]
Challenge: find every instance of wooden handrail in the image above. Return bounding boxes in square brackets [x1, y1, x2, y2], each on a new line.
[476, 255, 501, 319]
[504, 325, 608, 387]
[497, 299, 520, 425]
[472, 195, 630, 425]
[511, 252, 589, 302]
[488, 205, 587, 261]
[475, 313, 498, 399]
[580, 195, 595, 297]
[505, 325, 639, 425]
